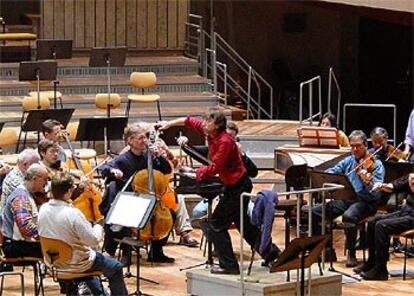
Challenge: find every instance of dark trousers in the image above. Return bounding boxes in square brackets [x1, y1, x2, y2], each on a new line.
[312, 199, 378, 254]
[367, 210, 414, 265]
[3, 239, 42, 258]
[103, 225, 132, 257]
[205, 175, 260, 270]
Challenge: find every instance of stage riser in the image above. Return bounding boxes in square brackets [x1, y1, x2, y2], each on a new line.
[0, 63, 199, 80]
[0, 83, 212, 97]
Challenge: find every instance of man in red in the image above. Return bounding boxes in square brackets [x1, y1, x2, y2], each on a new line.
[161, 109, 260, 274]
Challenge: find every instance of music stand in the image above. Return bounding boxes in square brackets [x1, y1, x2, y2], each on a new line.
[106, 191, 157, 296]
[16, 108, 74, 152]
[270, 235, 328, 296]
[310, 171, 359, 279]
[36, 39, 73, 60]
[383, 161, 414, 183]
[19, 61, 58, 110]
[75, 116, 128, 156]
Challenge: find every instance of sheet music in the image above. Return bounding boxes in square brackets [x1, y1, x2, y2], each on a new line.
[107, 193, 152, 228]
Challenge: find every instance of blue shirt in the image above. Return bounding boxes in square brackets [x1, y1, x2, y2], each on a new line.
[326, 155, 385, 203]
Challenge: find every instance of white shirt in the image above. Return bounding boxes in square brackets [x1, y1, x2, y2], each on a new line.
[38, 199, 103, 272]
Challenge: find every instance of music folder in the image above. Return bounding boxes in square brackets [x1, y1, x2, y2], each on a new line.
[310, 171, 357, 200]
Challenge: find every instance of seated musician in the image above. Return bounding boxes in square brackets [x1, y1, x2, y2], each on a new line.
[319, 112, 350, 147]
[38, 171, 128, 295]
[370, 127, 407, 212]
[100, 122, 174, 263]
[0, 160, 11, 198]
[312, 130, 385, 267]
[41, 119, 67, 163]
[1, 148, 39, 208]
[403, 109, 414, 162]
[1, 163, 48, 258]
[352, 173, 414, 280]
[38, 139, 103, 224]
[160, 109, 260, 275]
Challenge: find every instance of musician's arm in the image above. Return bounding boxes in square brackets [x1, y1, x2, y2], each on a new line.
[100, 157, 122, 181]
[366, 160, 385, 200]
[159, 117, 187, 130]
[152, 155, 172, 175]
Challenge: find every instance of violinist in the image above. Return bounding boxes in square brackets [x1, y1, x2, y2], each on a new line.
[160, 109, 260, 275]
[312, 130, 385, 268]
[1, 148, 40, 208]
[353, 173, 414, 280]
[369, 127, 407, 162]
[41, 119, 67, 163]
[100, 122, 174, 263]
[1, 163, 48, 259]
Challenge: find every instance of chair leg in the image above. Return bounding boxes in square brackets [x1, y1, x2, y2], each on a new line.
[156, 101, 162, 121]
[125, 100, 131, 117]
[403, 237, 408, 280]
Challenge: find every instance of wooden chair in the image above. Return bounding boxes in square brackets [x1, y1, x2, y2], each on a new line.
[0, 128, 17, 154]
[29, 88, 63, 109]
[126, 72, 162, 120]
[392, 229, 414, 280]
[0, 234, 44, 296]
[39, 236, 103, 292]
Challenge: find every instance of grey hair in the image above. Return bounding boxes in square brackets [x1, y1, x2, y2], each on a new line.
[123, 122, 150, 141]
[24, 163, 46, 181]
[17, 148, 40, 166]
[370, 127, 388, 139]
[349, 130, 368, 145]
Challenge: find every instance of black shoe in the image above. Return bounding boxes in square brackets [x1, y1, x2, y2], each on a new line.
[147, 253, 175, 263]
[262, 244, 281, 267]
[353, 260, 375, 274]
[361, 265, 388, 281]
[210, 266, 240, 275]
[345, 253, 358, 267]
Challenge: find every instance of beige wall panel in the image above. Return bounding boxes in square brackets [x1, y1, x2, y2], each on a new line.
[158, 0, 168, 48]
[177, 0, 188, 49]
[147, 0, 157, 48]
[137, 0, 148, 48]
[64, 0, 75, 40]
[85, 0, 96, 48]
[116, 0, 127, 46]
[126, 0, 137, 47]
[167, 0, 178, 48]
[42, 0, 54, 39]
[106, 0, 116, 46]
[54, 0, 65, 39]
[74, 0, 85, 48]
[95, 0, 106, 47]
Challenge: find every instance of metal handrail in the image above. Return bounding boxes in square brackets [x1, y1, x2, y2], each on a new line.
[185, 14, 274, 119]
[239, 183, 345, 296]
[327, 68, 342, 128]
[343, 103, 397, 144]
[299, 75, 322, 125]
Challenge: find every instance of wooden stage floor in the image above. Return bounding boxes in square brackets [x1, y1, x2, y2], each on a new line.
[1, 173, 412, 296]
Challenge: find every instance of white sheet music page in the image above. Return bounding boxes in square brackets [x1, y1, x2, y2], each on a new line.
[107, 194, 151, 228]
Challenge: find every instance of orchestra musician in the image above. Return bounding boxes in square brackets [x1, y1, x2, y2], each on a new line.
[1, 163, 48, 258]
[0, 160, 11, 197]
[99, 122, 174, 263]
[403, 109, 414, 162]
[352, 173, 414, 280]
[41, 119, 67, 163]
[319, 112, 350, 147]
[38, 171, 128, 295]
[1, 148, 40, 208]
[160, 109, 260, 275]
[312, 130, 385, 267]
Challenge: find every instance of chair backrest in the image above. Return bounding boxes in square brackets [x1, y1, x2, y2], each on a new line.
[40, 236, 72, 265]
[130, 72, 157, 89]
[66, 121, 79, 142]
[0, 128, 18, 148]
[22, 96, 50, 111]
[95, 93, 121, 110]
[285, 164, 309, 190]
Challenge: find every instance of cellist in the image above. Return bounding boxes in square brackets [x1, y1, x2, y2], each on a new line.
[100, 122, 174, 263]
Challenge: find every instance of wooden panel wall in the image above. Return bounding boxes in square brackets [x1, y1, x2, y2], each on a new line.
[41, 0, 189, 50]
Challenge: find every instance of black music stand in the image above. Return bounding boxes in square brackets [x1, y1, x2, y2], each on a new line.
[36, 39, 73, 60]
[76, 116, 128, 156]
[159, 126, 206, 147]
[19, 61, 58, 109]
[310, 171, 359, 279]
[383, 161, 414, 183]
[270, 235, 328, 296]
[16, 108, 74, 152]
[106, 191, 157, 296]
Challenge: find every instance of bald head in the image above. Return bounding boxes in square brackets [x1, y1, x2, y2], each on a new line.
[24, 163, 49, 193]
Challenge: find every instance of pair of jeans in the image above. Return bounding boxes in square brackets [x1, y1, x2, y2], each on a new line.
[86, 252, 128, 296]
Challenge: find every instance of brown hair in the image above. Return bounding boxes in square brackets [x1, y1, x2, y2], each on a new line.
[51, 171, 73, 199]
[42, 119, 61, 135]
[205, 108, 227, 133]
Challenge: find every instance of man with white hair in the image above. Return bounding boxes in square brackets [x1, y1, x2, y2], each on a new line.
[1, 148, 40, 208]
[1, 163, 48, 258]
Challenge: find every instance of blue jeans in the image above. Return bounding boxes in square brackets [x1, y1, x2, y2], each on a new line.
[86, 252, 127, 296]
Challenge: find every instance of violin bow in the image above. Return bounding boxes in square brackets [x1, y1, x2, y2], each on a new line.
[346, 146, 383, 176]
[385, 142, 404, 161]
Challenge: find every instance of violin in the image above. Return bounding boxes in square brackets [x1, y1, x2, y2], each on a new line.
[348, 147, 382, 185]
[384, 142, 408, 162]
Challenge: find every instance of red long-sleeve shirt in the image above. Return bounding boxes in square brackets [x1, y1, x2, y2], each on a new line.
[185, 116, 246, 185]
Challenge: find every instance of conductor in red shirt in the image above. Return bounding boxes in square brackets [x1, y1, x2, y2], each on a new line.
[160, 109, 259, 274]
